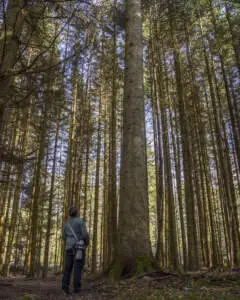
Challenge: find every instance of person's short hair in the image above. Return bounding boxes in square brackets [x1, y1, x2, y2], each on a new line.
[69, 206, 78, 217]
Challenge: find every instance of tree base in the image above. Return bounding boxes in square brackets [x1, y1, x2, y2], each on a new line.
[108, 257, 159, 280]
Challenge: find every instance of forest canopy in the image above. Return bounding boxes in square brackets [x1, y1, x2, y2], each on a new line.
[0, 0, 239, 278]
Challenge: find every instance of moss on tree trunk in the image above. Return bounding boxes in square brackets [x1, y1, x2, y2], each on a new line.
[108, 257, 159, 280]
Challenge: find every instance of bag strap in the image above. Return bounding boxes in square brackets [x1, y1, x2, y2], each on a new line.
[67, 222, 79, 242]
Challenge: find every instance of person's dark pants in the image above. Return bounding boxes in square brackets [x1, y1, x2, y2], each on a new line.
[62, 248, 85, 293]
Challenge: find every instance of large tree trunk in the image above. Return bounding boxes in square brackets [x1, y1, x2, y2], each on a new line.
[109, 0, 155, 279]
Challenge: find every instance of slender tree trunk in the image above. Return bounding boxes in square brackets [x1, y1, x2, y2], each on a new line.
[152, 30, 178, 269]
[64, 61, 79, 209]
[42, 118, 60, 279]
[83, 87, 92, 222]
[91, 88, 102, 273]
[169, 11, 199, 269]
[0, 114, 19, 267]
[2, 106, 30, 275]
[107, 2, 118, 265]
[224, 2, 240, 73]
[0, 0, 25, 134]
[103, 99, 109, 270]
[148, 37, 164, 266]
[28, 105, 47, 278]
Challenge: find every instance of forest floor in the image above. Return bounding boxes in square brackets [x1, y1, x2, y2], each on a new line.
[1, 269, 240, 300]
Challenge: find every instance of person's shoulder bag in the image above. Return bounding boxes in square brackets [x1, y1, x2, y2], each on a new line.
[67, 222, 85, 260]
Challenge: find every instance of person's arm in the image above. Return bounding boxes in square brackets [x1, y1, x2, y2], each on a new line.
[81, 222, 89, 246]
[62, 224, 67, 242]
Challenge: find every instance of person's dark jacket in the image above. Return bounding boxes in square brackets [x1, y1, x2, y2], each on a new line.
[62, 216, 89, 249]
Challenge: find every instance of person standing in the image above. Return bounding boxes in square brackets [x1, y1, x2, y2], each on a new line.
[62, 206, 89, 295]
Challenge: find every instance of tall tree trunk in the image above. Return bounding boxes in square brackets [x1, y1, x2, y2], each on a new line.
[224, 2, 240, 73]
[103, 99, 109, 270]
[110, 0, 154, 278]
[200, 17, 240, 265]
[169, 9, 199, 269]
[64, 57, 79, 211]
[152, 28, 178, 269]
[148, 36, 164, 266]
[42, 118, 60, 279]
[83, 87, 92, 222]
[28, 105, 47, 278]
[0, 114, 19, 267]
[107, 2, 118, 265]
[2, 106, 30, 276]
[91, 88, 102, 273]
[0, 0, 25, 134]
[184, 23, 211, 267]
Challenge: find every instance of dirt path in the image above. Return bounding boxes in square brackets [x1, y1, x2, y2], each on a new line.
[0, 276, 96, 300]
[1, 271, 240, 299]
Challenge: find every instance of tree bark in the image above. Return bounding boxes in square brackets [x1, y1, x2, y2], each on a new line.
[42, 118, 60, 279]
[110, 0, 155, 278]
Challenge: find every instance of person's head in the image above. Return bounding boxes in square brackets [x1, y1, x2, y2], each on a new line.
[69, 206, 78, 217]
